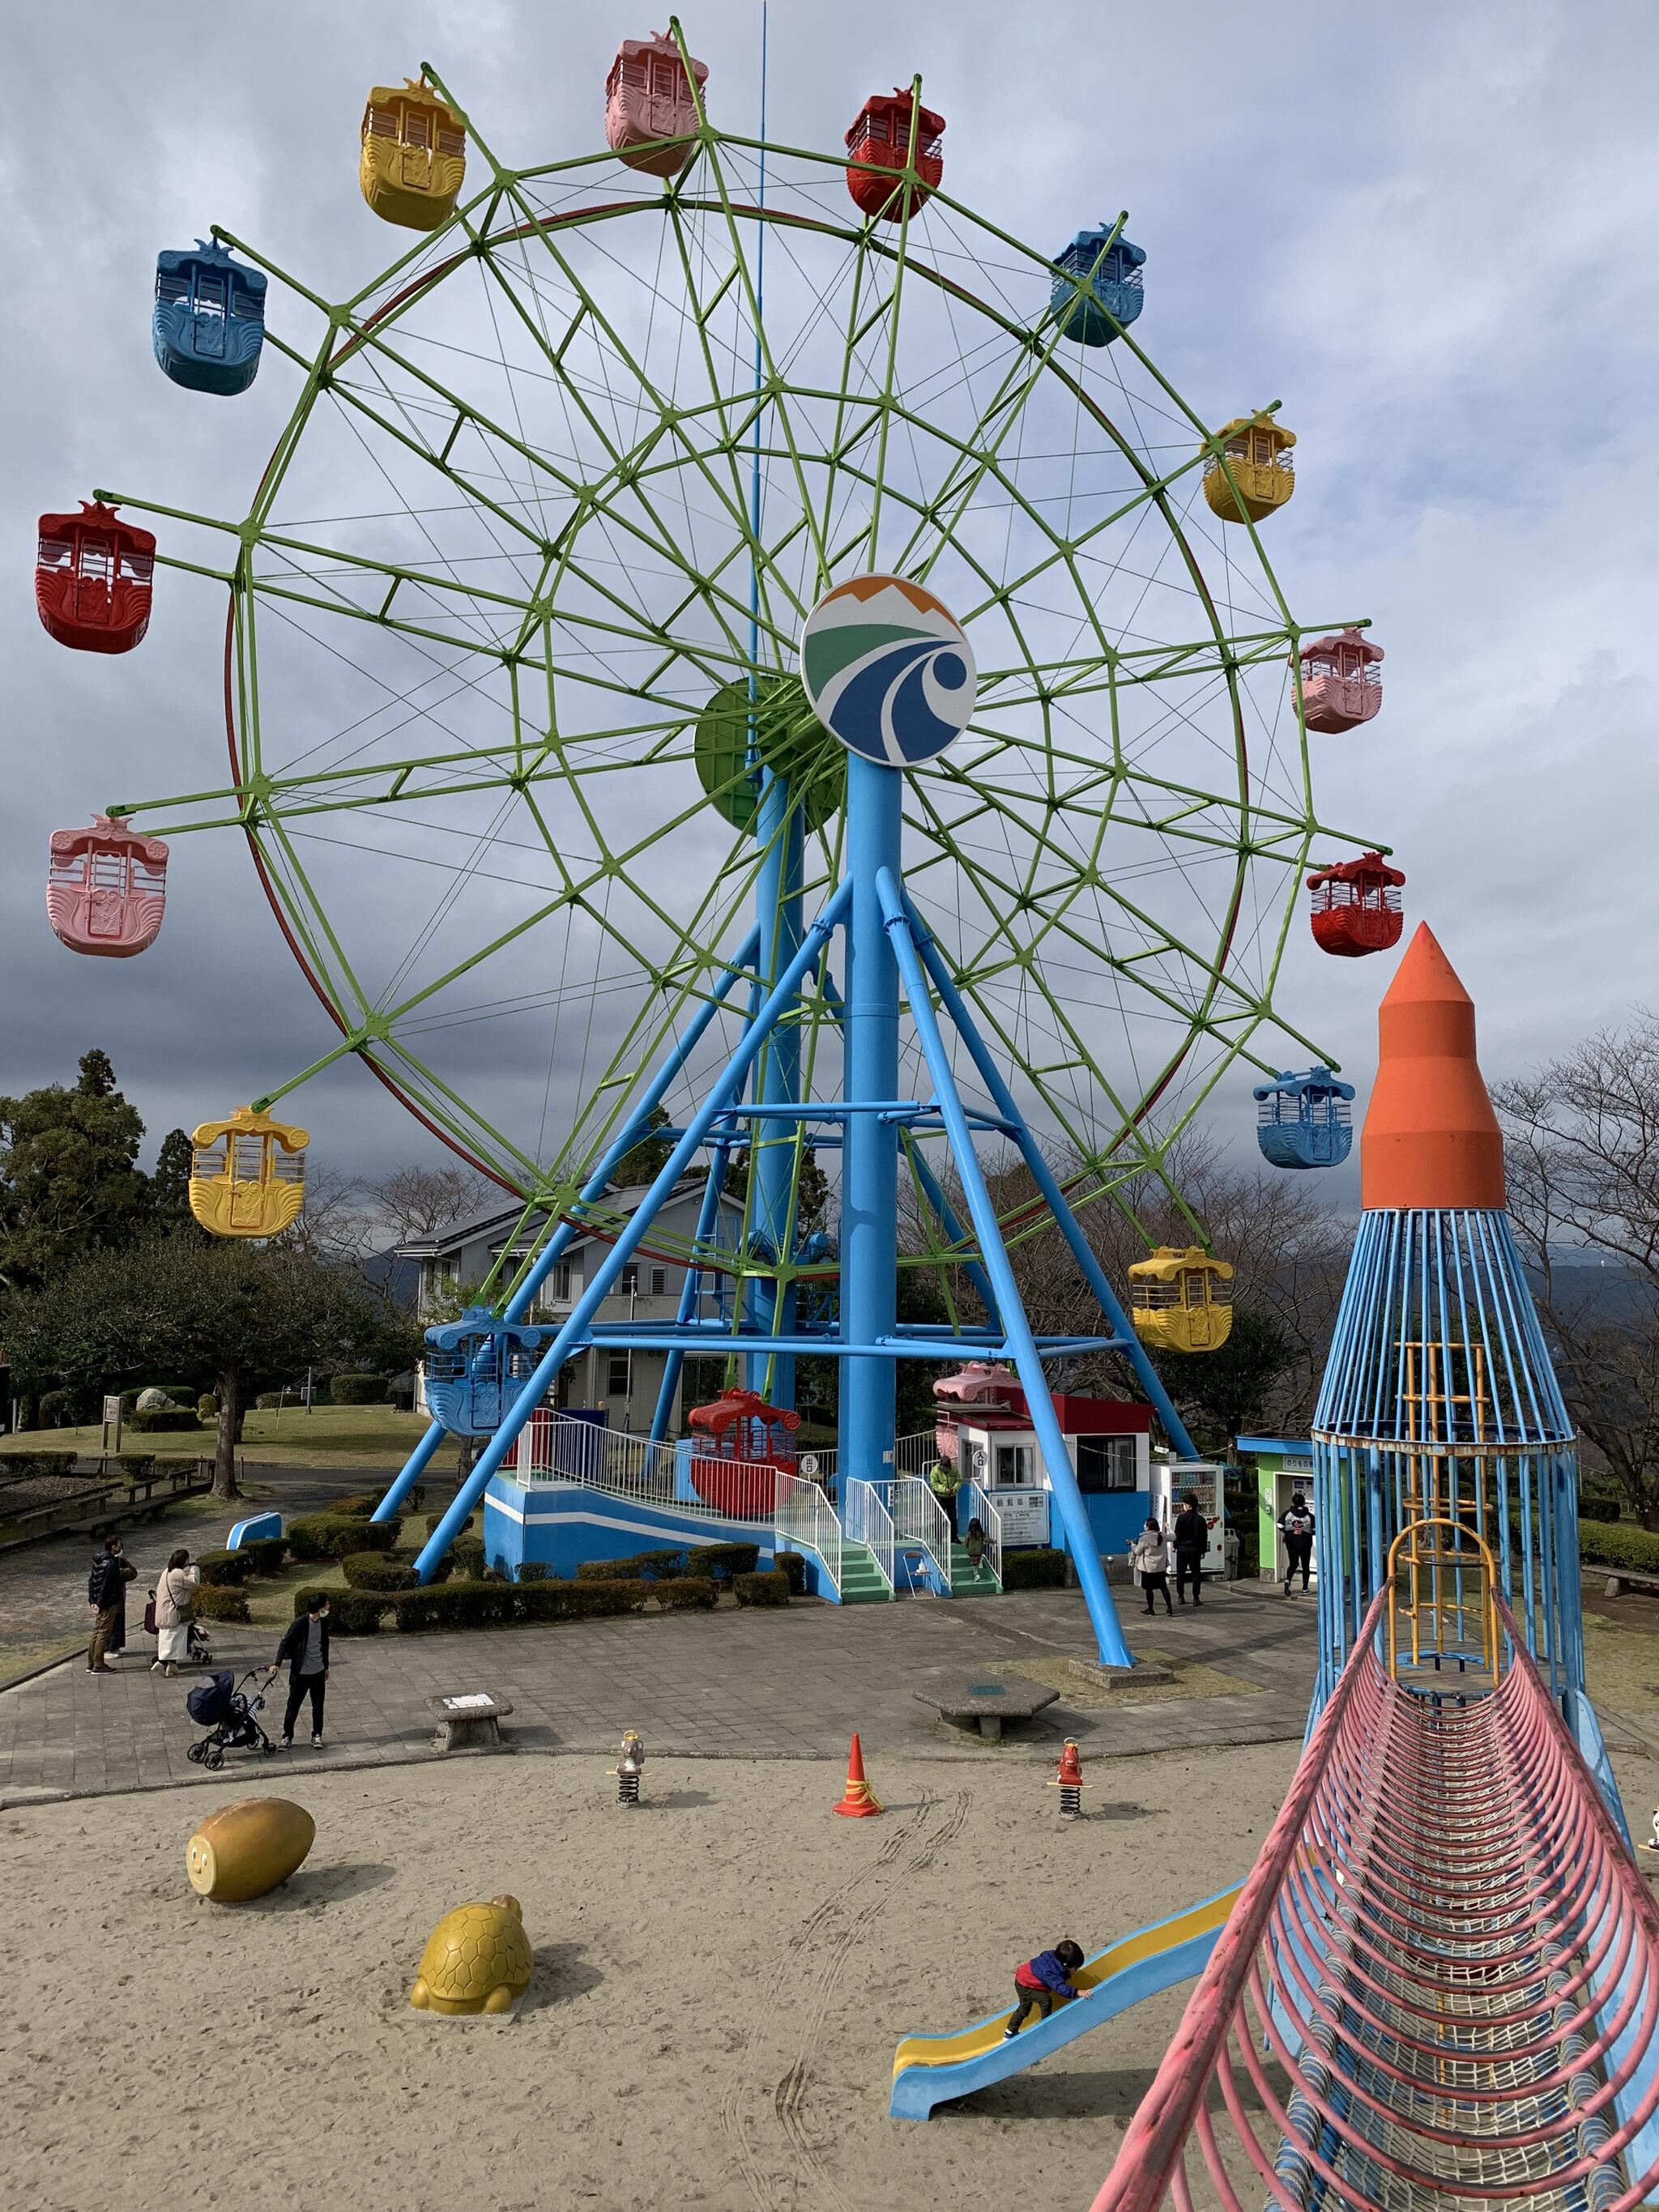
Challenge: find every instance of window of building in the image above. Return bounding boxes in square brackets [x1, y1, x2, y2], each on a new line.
[606, 1351, 632, 1399]
[1075, 1434, 1137, 1493]
[995, 1442, 1034, 1486]
[650, 1266, 667, 1297]
[619, 1263, 640, 1296]
[551, 1262, 573, 1301]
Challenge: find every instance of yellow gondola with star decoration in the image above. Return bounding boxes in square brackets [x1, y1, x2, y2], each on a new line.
[188, 1106, 309, 1238]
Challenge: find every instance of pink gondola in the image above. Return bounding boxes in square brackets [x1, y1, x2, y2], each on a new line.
[47, 816, 168, 957]
[604, 31, 707, 178]
[1297, 627, 1384, 734]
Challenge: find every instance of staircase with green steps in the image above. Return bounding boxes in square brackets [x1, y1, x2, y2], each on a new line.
[837, 1540, 894, 1604]
[949, 1541, 1002, 1597]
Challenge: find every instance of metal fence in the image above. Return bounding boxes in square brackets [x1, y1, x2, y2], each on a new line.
[774, 1469, 842, 1596]
[966, 1481, 1004, 1589]
[843, 1476, 896, 1593]
[892, 1477, 953, 1590]
[805, 1430, 937, 1497]
[514, 1411, 776, 1525]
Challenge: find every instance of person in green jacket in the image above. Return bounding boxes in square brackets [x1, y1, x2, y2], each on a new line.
[928, 1455, 960, 1538]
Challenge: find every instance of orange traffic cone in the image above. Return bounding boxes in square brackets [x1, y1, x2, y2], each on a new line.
[833, 1732, 883, 1818]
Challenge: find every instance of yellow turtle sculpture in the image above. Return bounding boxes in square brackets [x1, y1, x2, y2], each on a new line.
[409, 1893, 534, 2016]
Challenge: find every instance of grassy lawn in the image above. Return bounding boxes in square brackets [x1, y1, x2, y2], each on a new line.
[0, 1404, 461, 1472]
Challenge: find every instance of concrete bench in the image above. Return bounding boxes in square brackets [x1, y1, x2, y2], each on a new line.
[1597, 1567, 1659, 1600]
[429, 1692, 514, 1752]
[916, 1673, 1059, 1740]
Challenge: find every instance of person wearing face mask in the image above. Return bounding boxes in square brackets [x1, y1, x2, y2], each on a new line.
[266, 1592, 331, 1747]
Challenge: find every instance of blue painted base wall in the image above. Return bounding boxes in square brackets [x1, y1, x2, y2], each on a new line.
[1076, 1491, 1152, 1559]
[482, 1477, 807, 1584]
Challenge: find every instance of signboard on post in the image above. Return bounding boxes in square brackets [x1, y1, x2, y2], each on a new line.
[101, 1394, 123, 1455]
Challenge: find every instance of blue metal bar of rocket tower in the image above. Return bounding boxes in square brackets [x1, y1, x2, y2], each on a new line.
[839, 754, 902, 1493]
[372, 923, 761, 1525]
[901, 892, 1201, 1463]
[876, 866, 1134, 1669]
[412, 882, 851, 1580]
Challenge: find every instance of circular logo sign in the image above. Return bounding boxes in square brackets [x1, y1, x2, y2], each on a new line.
[798, 1452, 819, 1478]
[798, 575, 976, 766]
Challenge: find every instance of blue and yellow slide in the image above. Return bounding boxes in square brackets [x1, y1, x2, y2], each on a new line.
[889, 1882, 1241, 2119]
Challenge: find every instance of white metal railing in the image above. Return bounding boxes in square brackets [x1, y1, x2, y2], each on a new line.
[965, 1481, 1004, 1591]
[893, 1477, 953, 1592]
[774, 1469, 842, 1596]
[843, 1477, 896, 1594]
[515, 1412, 777, 1525]
[803, 1430, 939, 1498]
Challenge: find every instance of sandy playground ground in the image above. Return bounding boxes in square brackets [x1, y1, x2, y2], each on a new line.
[6, 1737, 1659, 2212]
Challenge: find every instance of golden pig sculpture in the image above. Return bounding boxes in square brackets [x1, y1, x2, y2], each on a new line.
[186, 1796, 316, 1903]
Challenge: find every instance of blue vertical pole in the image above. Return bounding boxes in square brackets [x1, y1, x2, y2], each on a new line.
[840, 755, 902, 1491]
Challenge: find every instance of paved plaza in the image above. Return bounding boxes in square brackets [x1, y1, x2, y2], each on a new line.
[0, 1571, 1323, 1805]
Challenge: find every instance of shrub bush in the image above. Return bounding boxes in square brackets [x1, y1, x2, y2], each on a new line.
[450, 1535, 485, 1579]
[254, 1392, 289, 1411]
[196, 1394, 217, 1421]
[1, 1451, 79, 1479]
[327, 1492, 384, 1518]
[115, 1455, 156, 1484]
[1580, 1519, 1659, 1574]
[288, 1585, 386, 1634]
[340, 1552, 418, 1592]
[1580, 1484, 1623, 1525]
[733, 1568, 789, 1607]
[194, 1549, 258, 1588]
[328, 1374, 390, 1405]
[193, 1583, 250, 1625]
[240, 1536, 288, 1575]
[655, 1575, 718, 1611]
[38, 1390, 70, 1429]
[517, 1560, 552, 1583]
[574, 1547, 687, 1581]
[287, 1514, 400, 1562]
[128, 1405, 201, 1433]
[774, 1549, 808, 1596]
[426, 1510, 476, 1539]
[687, 1541, 761, 1581]
[1000, 1546, 1068, 1591]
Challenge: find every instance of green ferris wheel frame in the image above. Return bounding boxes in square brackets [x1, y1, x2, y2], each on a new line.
[93, 32, 1381, 1326]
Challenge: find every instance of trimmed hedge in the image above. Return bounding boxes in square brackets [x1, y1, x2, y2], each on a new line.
[774, 1549, 808, 1596]
[0, 1450, 79, 1479]
[1000, 1546, 1068, 1591]
[128, 1405, 200, 1433]
[1580, 1485, 1624, 1526]
[327, 1492, 384, 1518]
[288, 1585, 386, 1634]
[115, 1454, 156, 1483]
[450, 1536, 485, 1580]
[517, 1560, 552, 1583]
[733, 1569, 789, 1608]
[687, 1541, 761, 1581]
[426, 1511, 476, 1540]
[1580, 1519, 1659, 1574]
[655, 1575, 717, 1611]
[239, 1536, 288, 1575]
[340, 1552, 418, 1592]
[193, 1584, 249, 1625]
[194, 1549, 258, 1588]
[288, 1514, 401, 1562]
[328, 1374, 390, 1405]
[196, 1395, 217, 1421]
[37, 1390, 70, 1429]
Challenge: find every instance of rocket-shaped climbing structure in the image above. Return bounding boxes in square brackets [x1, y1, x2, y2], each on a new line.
[1312, 923, 1593, 1730]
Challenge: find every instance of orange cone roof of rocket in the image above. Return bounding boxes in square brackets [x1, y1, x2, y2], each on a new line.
[1360, 923, 1505, 1210]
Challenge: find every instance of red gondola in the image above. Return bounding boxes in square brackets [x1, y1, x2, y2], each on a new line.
[47, 816, 169, 957]
[1298, 628, 1384, 734]
[1307, 850, 1405, 958]
[36, 501, 156, 654]
[845, 89, 945, 221]
[604, 30, 707, 178]
[685, 1385, 800, 1518]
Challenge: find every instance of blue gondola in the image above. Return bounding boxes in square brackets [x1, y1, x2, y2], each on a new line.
[1255, 1067, 1356, 1170]
[153, 241, 267, 395]
[423, 1306, 558, 1435]
[1051, 224, 1145, 347]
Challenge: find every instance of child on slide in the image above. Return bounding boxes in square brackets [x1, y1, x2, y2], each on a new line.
[1002, 1940, 1085, 2039]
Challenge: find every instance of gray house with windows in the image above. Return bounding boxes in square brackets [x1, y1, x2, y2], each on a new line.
[399, 1178, 745, 1438]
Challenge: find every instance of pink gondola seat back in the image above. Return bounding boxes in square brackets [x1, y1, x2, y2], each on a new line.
[47, 816, 168, 957]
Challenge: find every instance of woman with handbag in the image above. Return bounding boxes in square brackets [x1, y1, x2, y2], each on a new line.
[151, 1549, 199, 1677]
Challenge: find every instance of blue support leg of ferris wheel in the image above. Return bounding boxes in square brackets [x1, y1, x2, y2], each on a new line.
[749, 763, 804, 1408]
[412, 883, 851, 1581]
[902, 892, 1201, 1464]
[876, 865, 1133, 1670]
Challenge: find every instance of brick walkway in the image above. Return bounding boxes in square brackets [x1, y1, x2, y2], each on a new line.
[0, 1579, 1320, 1804]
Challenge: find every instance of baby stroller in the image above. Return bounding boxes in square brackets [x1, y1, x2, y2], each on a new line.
[186, 1669, 275, 1769]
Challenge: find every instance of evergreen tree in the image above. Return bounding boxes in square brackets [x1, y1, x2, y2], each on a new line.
[151, 1128, 197, 1234]
[0, 1051, 151, 1290]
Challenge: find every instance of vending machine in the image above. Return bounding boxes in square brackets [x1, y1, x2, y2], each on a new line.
[1148, 1459, 1226, 1584]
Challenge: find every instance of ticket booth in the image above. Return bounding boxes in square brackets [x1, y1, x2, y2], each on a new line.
[936, 1367, 1150, 1554]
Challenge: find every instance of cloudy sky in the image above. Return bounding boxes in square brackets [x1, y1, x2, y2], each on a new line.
[4, 0, 1656, 1205]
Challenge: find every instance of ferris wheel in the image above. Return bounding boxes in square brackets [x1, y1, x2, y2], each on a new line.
[39, 28, 1388, 1308]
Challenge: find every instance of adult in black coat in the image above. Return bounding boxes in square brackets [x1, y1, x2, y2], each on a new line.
[266, 1593, 331, 1747]
[1171, 1492, 1209, 1608]
[86, 1533, 137, 1673]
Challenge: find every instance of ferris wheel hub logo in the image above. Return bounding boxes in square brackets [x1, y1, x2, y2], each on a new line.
[799, 575, 976, 767]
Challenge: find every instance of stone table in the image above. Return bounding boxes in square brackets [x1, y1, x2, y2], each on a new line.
[429, 1691, 514, 1752]
[915, 1672, 1059, 1741]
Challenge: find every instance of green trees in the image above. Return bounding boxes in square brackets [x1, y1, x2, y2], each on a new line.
[0, 1049, 152, 1290]
[5, 1238, 420, 1498]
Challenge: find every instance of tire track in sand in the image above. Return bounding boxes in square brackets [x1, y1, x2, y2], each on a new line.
[721, 1788, 971, 2210]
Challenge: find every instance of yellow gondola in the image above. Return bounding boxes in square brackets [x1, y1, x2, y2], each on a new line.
[360, 79, 467, 232]
[1128, 1245, 1235, 1354]
[1201, 416, 1295, 524]
[189, 1106, 308, 1238]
